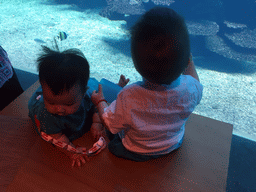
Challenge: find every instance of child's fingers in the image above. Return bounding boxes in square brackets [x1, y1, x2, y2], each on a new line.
[98, 84, 103, 94]
[81, 157, 86, 164]
[84, 154, 90, 162]
[96, 133, 100, 141]
[77, 159, 81, 167]
[189, 53, 193, 61]
[92, 90, 97, 96]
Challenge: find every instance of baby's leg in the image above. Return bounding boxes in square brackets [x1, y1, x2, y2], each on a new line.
[117, 74, 130, 88]
[108, 136, 163, 162]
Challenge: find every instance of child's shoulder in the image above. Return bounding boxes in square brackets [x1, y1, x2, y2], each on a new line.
[119, 81, 142, 92]
[29, 86, 43, 106]
[180, 75, 203, 88]
[180, 75, 203, 100]
[116, 81, 154, 100]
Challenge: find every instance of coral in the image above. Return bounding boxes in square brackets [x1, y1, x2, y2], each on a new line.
[100, 0, 175, 17]
[100, 0, 145, 17]
[151, 0, 175, 6]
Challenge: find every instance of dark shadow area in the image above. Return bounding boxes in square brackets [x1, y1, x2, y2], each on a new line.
[15, 68, 38, 91]
[190, 36, 256, 74]
[102, 38, 131, 58]
[226, 134, 256, 192]
[122, 15, 141, 30]
[193, 52, 256, 74]
[190, 35, 208, 57]
[0, 68, 24, 111]
[101, 35, 256, 75]
[217, 28, 256, 56]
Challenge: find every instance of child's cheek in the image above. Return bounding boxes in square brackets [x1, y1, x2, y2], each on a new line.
[66, 105, 80, 115]
[45, 104, 55, 114]
[44, 102, 56, 114]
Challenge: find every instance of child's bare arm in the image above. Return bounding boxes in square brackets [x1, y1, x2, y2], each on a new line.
[48, 133, 75, 155]
[46, 133, 89, 167]
[92, 111, 102, 123]
[183, 54, 200, 82]
[91, 112, 105, 140]
[91, 84, 111, 129]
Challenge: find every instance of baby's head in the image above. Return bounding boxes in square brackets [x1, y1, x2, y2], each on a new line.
[37, 46, 90, 116]
[131, 7, 190, 85]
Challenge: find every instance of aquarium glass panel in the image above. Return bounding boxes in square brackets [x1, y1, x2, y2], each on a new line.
[0, 0, 255, 141]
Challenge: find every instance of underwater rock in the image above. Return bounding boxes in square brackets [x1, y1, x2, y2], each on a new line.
[224, 29, 256, 49]
[224, 21, 247, 29]
[186, 19, 256, 63]
[205, 35, 256, 63]
[151, 0, 175, 6]
[186, 20, 219, 36]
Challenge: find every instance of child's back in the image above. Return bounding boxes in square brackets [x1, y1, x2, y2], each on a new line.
[92, 7, 203, 161]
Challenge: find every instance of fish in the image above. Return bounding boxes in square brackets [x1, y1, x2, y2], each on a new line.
[34, 38, 46, 44]
[57, 31, 67, 41]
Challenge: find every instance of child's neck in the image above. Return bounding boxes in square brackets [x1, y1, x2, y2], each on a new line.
[142, 77, 180, 90]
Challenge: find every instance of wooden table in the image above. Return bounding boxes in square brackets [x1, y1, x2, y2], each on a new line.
[0, 80, 233, 192]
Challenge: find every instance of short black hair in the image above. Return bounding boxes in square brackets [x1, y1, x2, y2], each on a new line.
[37, 46, 90, 95]
[131, 7, 190, 85]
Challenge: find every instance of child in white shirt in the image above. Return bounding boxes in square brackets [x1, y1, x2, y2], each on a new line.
[91, 7, 203, 161]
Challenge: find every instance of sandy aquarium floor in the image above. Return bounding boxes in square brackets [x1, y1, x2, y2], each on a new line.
[0, 0, 255, 140]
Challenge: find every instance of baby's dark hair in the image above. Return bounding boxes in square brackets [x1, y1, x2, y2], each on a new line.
[37, 46, 90, 95]
[131, 7, 190, 85]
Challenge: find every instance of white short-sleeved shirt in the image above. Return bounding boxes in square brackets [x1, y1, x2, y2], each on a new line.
[103, 75, 203, 155]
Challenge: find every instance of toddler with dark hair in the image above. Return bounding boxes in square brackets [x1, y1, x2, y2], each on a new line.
[91, 7, 203, 161]
[28, 46, 128, 167]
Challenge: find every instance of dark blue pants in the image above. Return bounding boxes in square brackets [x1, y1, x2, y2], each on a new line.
[106, 130, 167, 162]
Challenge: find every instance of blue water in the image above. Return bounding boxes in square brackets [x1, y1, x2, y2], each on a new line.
[51, 0, 256, 65]
[51, 0, 256, 140]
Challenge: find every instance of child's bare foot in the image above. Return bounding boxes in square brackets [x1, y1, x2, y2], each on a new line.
[117, 74, 130, 88]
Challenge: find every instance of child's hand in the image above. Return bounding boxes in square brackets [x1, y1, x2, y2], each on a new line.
[91, 123, 105, 141]
[188, 53, 194, 66]
[91, 84, 104, 106]
[184, 53, 194, 71]
[69, 146, 89, 168]
[117, 74, 130, 88]
[70, 153, 89, 168]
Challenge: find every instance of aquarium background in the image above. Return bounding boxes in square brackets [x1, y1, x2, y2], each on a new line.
[0, 0, 255, 140]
